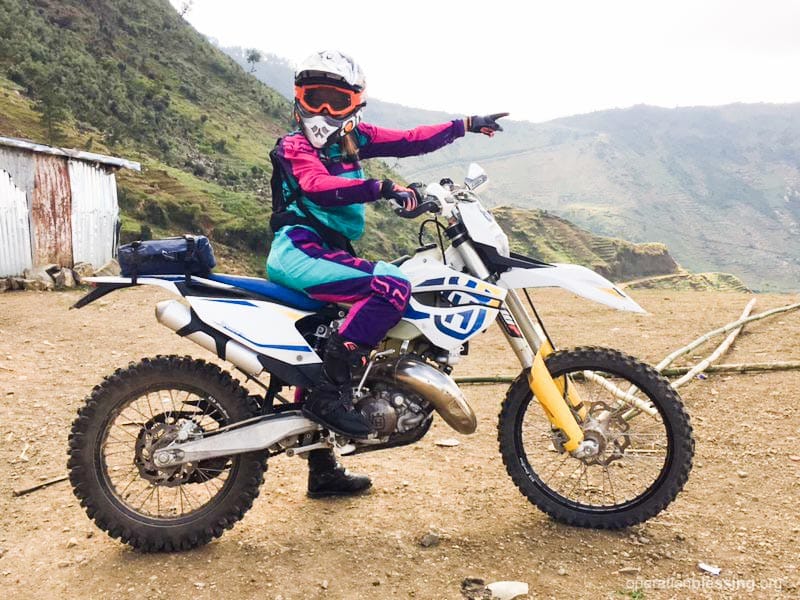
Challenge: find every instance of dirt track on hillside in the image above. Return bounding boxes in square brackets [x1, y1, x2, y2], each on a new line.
[1, 287, 799, 599]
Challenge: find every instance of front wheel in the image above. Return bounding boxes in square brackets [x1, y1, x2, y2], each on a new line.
[498, 347, 693, 529]
[68, 356, 268, 551]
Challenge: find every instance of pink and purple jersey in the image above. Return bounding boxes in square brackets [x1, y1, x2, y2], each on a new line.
[273, 119, 465, 241]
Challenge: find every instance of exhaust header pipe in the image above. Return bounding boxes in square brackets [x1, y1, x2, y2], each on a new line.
[370, 357, 477, 434]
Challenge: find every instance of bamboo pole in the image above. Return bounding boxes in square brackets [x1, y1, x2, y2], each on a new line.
[661, 361, 800, 376]
[671, 298, 756, 388]
[455, 361, 800, 385]
[581, 371, 659, 416]
[617, 298, 755, 415]
[653, 300, 800, 372]
[455, 376, 515, 384]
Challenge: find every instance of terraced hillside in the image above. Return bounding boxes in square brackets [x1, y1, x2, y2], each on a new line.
[492, 206, 679, 282]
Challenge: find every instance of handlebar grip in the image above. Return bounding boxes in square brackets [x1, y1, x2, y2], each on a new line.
[394, 199, 441, 219]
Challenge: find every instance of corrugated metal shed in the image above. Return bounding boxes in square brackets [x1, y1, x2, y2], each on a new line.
[0, 169, 33, 276]
[69, 160, 120, 267]
[32, 153, 73, 266]
[0, 136, 139, 277]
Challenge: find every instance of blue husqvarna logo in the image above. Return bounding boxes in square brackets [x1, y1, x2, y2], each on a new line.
[434, 308, 487, 340]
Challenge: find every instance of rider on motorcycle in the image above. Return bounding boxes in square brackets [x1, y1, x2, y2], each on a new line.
[267, 50, 506, 497]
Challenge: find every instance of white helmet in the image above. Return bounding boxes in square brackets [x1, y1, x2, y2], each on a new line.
[295, 50, 365, 92]
[294, 50, 366, 149]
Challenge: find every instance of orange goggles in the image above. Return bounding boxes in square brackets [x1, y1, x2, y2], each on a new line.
[295, 84, 363, 117]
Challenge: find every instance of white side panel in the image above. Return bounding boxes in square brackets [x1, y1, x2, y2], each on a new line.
[188, 297, 321, 365]
[0, 169, 33, 276]
[68, 161, 119, 268]
[498, 263, 646, 313]
[401, 298, 500, 350]
[398, 254, 503, 350]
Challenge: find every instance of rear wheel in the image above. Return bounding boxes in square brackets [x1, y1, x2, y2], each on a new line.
[68, 356, 268, 551]
[498, 347, 693, 528]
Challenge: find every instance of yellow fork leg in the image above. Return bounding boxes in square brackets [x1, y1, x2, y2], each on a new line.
[529, 344, 585, 452]
[539, 342, 588, 421]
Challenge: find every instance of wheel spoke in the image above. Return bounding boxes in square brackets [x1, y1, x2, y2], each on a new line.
[116, 465, 141, 497]
[603, 465, 617, 504]
[136, 485, 157, 512]
[144, 392, 155, 420]
[179, 485, 196, 511]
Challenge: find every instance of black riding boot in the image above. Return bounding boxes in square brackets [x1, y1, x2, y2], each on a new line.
[307, 448, 372, 498]
[302, 332, 372, 439]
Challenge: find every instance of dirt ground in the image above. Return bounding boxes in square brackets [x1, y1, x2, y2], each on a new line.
[1, 286, 799, 599]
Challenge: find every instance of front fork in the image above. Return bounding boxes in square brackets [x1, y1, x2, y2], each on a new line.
[499, 288, 587, 453]
[452, 240, 587, 453]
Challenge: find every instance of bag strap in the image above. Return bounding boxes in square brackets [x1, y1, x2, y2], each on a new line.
[269, 146, 301, 212]
[269, 144, 356, 256]
[183, 235, 197, 283]
[130, 240, 141, 285]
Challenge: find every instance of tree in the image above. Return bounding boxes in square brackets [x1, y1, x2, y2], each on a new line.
[33, 66, 70, 145]
[179, 1, 194, 17]
[245, 48, 262, 73]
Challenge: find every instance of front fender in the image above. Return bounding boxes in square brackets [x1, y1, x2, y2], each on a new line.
[497, 263, 646, 314]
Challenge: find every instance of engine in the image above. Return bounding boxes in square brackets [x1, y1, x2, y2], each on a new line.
[354, 385, 430, 436]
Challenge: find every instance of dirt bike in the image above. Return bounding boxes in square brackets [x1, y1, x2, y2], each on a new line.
[68, 164, 693, 552]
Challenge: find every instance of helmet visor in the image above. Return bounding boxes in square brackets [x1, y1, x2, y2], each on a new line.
[295, 84, 363, 117]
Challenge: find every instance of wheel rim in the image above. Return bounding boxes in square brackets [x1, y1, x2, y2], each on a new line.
[516, 366, 673, 513]
[97, 385, 239, 521]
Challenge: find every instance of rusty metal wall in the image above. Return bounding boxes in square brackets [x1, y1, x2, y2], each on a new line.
[68, 160, 119, 268]
[0, 147, 36, 203]
[0, 169, 33, 276]
[31, 154, 72, 266]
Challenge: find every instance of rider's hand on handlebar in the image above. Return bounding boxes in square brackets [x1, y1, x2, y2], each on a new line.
[466, 112, 509, 136]
[381, 179, 420, 212]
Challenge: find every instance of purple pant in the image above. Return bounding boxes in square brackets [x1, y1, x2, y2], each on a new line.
[267, 227, 411, 347]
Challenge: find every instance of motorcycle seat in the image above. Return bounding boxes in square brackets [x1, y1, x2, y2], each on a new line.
[208, 274, 325, 311]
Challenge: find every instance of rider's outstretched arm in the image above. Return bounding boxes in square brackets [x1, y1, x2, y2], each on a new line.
[357, 119, 466, 159]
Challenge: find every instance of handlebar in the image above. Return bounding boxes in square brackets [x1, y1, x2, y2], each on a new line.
[394, 198, 441, 219]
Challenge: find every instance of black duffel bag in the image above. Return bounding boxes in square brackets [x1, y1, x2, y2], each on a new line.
[118, 235, 216, 281]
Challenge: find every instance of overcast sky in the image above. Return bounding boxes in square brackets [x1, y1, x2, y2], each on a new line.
[171, 0, 800, 123]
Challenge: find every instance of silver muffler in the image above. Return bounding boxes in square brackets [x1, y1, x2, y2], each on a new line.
[155, 300, 265, 376]
[370, 356, 477, 434]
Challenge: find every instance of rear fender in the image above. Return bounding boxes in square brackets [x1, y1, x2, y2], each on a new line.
[71, 276, 183, 309]
[498, 263, 646, 313]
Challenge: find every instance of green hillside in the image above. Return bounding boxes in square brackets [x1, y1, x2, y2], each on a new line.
[0, 6, 686, 286]
[0, 0, 408, 272]
[623, 272, 749, 293]
[492, 206, 679, 282]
